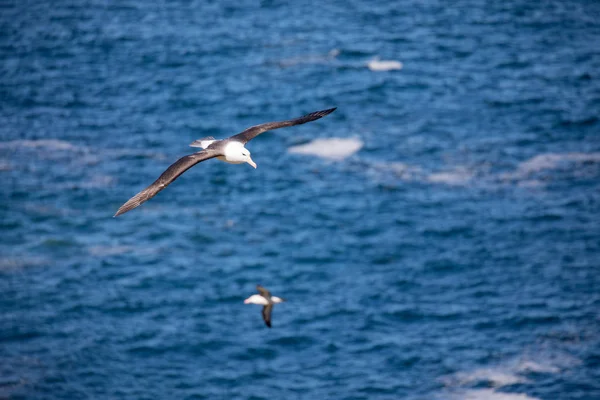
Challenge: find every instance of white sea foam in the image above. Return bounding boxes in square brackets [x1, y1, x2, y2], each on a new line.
[88, 244, 160, 257]
[367, 161, 424, 181]
[0, 257, 46, 271]
[53, 174, 115, 190]
[367, 57, 403, 71]
[427, 167, 474, 185]
[278, 49, 340, 67]
[441, 348, 580, 400]
[370, 161, 476, 186]
[374, 151, 600, 188]
[288, 138, 363, 160]
[82, 174, 115, 188]
[516, 350, 581, 373]
[459, 389, 541, 400]
[502, 152, 600, 180]
[515, 360, 560, 374]
[0, 139, 80, 151]
[328, 49, 341, 58]
[443, 368, 538, 400]
[452, 367, 527, 387]
[88, 245, 135, 256]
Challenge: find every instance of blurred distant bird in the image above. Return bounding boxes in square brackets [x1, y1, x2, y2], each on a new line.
[244, 285, 285, 328]
[114, 108, 336, 217]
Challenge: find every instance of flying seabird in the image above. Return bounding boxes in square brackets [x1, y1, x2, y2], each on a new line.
[114, 107, 336, 217]
[244, 285, 285, 328]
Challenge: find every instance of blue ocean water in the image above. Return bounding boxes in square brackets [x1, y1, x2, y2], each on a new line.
[1, 1, 600, 399]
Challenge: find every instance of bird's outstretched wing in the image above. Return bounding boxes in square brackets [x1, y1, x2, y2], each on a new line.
[262, 305, 273, 328]
[114, 150, 219, 217]
[230, 107, 336, 145]
[256, 285, 271, 298]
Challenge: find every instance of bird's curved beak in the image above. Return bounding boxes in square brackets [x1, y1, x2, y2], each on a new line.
[247, 157, 257, 169]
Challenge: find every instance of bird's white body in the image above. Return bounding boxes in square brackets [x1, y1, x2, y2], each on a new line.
[244, 294, 284, 305]
[190, 139, 256, 168]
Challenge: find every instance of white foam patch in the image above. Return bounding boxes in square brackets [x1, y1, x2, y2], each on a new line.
[329, 49, 341, 58]
[0, 257, 46, 271]
[516, 360, 560, 374]
[53, 175, 115, 190]
[0, 139, 80, 151]
[369, 161, 476, 186]
[87, 175, 115, 187]
[459, 389, 541, 400]
[427, 167, 474, 185]
[88, 244, 159, 257]
[367, 57, 403, 71]
[389, 162, 425, 180]
[279, 49, 340, 67]
[440, 349, 582, 400]
[502, 152, 600, 180]
[288, 138, 363, 160]
[366, 161, 425, 184]
[517, 351, 582, 373]
[444, 369, 539, 400]
[452, 368, 527, 387]
[368, 151, 600, 188]
[88, 245, 135, 257]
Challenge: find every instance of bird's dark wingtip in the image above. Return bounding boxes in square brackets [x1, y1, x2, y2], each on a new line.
[304, 107, 336, 121]
[113, 195, 145, 218]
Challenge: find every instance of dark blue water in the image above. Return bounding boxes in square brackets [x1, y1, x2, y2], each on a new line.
[2, 1, 600, 399]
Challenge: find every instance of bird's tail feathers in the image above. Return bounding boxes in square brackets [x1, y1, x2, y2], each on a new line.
[190, 137, 216, 149]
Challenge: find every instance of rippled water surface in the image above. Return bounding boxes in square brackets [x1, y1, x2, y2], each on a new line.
[1, 1, 600, 399]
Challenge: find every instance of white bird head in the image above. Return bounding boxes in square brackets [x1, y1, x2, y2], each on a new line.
[224, 142, 257, 168]
[240, 148, 257, 169]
